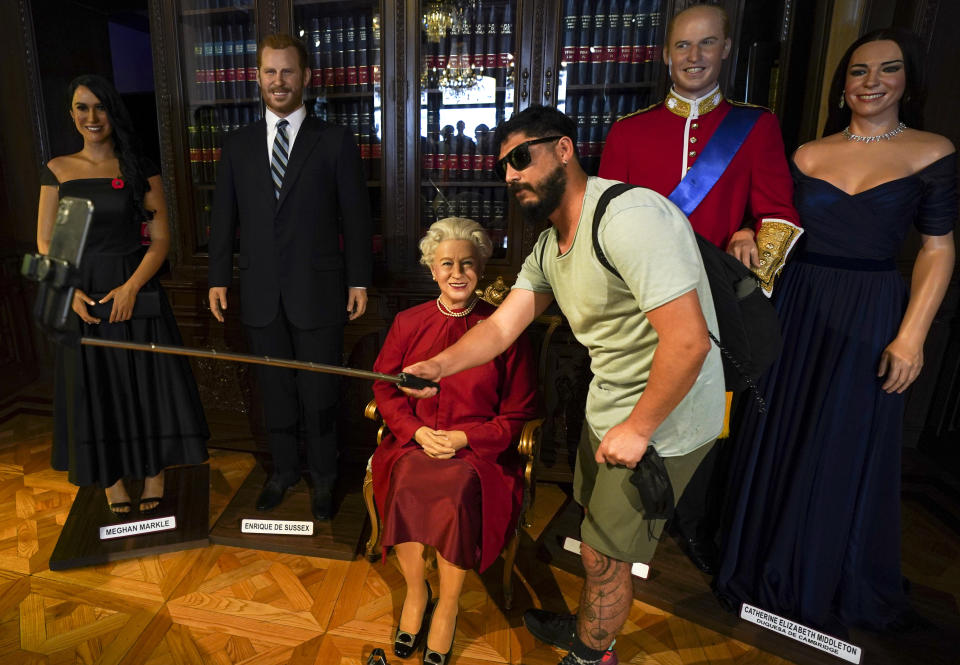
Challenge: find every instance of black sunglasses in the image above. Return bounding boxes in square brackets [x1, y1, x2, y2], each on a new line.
[495, 136, 564, 180]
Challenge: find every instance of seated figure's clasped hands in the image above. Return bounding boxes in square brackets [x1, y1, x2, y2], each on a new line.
[414, 427, 468, 460]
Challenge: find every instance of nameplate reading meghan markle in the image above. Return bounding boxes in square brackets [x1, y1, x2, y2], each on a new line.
[99, 516, 176, 540]
[241, 519, 314, 535]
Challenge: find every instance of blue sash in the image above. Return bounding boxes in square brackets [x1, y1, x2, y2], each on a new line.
[668, 106, 763, 217]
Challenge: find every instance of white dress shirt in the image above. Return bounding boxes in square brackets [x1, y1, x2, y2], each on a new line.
[265, 104, 307, 163]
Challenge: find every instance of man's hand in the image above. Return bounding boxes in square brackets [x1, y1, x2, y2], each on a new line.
[400, 360, 442, 399]
[209, 287, 228, 323]
[347, 287, 367, 320]
[72, 288, 100, 325]
[726, 228, 759, 268]
[595, 421, 650, 469]
[414, 426, 456, 459]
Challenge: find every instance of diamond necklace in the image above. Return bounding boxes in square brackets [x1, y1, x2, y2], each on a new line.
[842, 122, 906, 143]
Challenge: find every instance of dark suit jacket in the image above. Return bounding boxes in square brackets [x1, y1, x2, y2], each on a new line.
[208, 116, 373, 329]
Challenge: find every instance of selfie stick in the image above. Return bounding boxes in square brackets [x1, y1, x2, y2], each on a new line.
[78, 338, 439, 391]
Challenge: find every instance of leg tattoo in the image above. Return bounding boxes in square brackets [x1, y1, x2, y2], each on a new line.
[576, 542, 632, 649]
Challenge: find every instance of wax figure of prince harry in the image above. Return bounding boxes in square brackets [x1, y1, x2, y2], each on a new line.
[599, 4, 801, 574]
[208, 34, 373, 521]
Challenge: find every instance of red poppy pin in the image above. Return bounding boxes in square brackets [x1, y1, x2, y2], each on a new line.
[111, 178, 125, 189]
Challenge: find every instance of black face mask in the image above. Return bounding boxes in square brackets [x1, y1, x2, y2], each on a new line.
[509, 164, 567, 224]
[495, 136, 563, 180]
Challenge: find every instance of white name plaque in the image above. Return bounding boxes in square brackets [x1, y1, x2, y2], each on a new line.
[740, 603, 862, 663]
[241, 519, 314, 536]
[99, 516, 176, 540]
[562, 537, 650, 579]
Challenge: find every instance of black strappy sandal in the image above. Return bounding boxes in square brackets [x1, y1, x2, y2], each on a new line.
[108, 502, 133, 517]
[138, 497, 162, 515]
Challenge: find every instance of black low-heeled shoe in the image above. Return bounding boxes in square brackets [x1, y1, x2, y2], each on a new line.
[422, 617, 456, 665]
[394, 581, 434, 659]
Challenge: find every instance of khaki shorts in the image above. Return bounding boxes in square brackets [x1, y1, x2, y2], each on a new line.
[574, 422, 715, 563]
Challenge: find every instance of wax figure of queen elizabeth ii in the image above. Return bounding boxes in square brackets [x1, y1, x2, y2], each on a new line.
[371, 217, 538, 665]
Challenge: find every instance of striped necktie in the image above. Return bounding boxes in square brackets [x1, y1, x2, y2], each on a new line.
[271, 118, 289, 200]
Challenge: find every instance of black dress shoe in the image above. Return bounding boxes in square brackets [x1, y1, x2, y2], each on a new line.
[311, 485, 334, 521]
[256, 479, 293, 511]
[422, 617, 456, 665]
[395, 581, 433, 658]
[675, 535, 718, 575]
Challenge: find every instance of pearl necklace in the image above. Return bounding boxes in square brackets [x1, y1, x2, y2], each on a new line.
[842, 122, 906, 143]
[437, 296, 478, 318]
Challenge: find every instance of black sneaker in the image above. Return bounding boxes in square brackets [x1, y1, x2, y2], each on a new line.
[523, 609, 577, 650]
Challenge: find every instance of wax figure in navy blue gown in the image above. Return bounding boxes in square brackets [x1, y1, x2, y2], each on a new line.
[38, 75, 209, 517]
[207, 34, 373, 521]
[715, 29, 956, 633]
[371, 218, 537, 664]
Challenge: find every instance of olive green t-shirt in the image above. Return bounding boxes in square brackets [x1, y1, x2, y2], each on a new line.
[513, 177, 725, 456]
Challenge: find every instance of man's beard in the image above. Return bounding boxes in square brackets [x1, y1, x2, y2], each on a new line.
[509, 165, 567, 223]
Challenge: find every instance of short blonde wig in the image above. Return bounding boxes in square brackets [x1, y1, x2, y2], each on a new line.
[419, 217, 494, 268]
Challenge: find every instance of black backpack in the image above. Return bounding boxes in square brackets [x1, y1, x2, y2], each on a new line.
[590, 184, 781, 409]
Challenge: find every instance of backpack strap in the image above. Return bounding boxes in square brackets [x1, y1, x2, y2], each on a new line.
[592, 183, 640, 279]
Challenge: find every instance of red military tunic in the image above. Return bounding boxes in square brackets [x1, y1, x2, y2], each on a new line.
[371, 299, 538, 572]
[599, 86, 800, 255]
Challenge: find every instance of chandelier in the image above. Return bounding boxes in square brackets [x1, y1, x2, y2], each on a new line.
[422, 2, 455, 42]
[422, 1, 477, 43]
[438, 57, 483, 94]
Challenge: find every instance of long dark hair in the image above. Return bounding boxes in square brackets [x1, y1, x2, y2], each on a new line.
[823, 28, 926, 137]
[67, 74, 154, 223]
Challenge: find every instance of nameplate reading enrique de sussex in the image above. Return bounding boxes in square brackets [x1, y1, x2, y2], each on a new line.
[99, 516, 176, 540]
[241, 519, 314, 535]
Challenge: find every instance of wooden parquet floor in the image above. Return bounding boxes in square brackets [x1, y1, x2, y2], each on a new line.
[0, 391, 801, 664]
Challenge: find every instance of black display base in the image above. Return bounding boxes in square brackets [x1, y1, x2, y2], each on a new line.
[208, 463, 367, 560]
[49, 464, 210, 571]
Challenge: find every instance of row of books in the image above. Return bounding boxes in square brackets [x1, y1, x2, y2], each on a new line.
[298, 13, 382, 93]
[187, 102, 382, 185]
[568, 90, 653, 174]
[189, 22, 258, 102]
[314, 99, 383, 180]
[561, 0, 663, 85]
[421, 187, 510, 257]
[420, 129, 499, 182]
[184, 0, 252, 9]
[422, 5, 514, 87]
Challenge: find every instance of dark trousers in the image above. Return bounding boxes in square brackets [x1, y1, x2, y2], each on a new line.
[245, 307, 343, 488]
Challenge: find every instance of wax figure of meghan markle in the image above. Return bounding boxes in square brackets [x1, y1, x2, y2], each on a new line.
[714, 28, 956, 633]
[38, 75, 209, 516]
[371, 217, 538, 665]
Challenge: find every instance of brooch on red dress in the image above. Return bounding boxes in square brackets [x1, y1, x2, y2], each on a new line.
[111, 178, 125, 189]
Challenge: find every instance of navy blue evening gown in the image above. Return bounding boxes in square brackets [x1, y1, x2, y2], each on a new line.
[714, 153, 957, 632]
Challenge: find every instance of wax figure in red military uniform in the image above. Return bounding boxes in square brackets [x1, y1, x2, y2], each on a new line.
[598, 4, 801, 576]
[599, 6, 801, 296]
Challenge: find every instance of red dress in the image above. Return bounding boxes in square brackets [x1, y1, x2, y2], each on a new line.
[371, 299, 538, 571]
